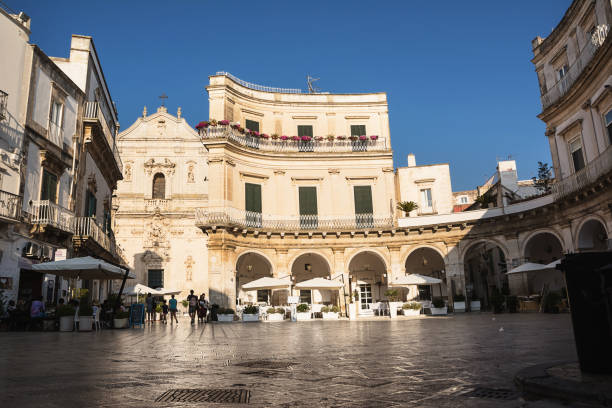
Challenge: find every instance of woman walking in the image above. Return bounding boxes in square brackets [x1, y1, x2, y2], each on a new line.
[197, 293, 208, 324]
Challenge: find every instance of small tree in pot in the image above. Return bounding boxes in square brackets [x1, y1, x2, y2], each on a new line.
[396, 201, 418, 216]
[78, 301, 94, 331]
[57, 304, 76, 332]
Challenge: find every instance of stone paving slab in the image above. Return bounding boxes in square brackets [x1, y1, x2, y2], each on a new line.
[0, 313, 580, 407]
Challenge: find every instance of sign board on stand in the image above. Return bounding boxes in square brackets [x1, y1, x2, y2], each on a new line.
[130, 303, 145, 328]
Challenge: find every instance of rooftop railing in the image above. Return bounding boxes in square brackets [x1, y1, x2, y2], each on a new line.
[201, 126, 389, 152]
[215, 71, 303, 94]
[552, 144, 612, 199]
[84, 101, 123, 172]
[195, 206, 394, 231]
[0, 190, 21, 221]
[29, 200, 74, 233]
[541, 24, 609, 109]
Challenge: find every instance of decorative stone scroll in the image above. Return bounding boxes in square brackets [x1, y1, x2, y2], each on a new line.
[144, 158, 176, 176]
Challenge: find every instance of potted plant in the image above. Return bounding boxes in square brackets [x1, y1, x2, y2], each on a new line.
[336, 135, 347, 140]
[114, 310, 129, 328]
[280, 135, 289, 141]
[430, 297, 447, 316]
[181, 299, 189, 315]
[271, 133, 279, 140]
[370, 135, 378, 141]
[242, 305, 259, 322]
[470, 298, 481, 312]
[384, 289, 402, 318]
[396, 201, 418, 217]
[267, 307, 284, 321]
[78, 302, 94, 331]
[195, 121, 209, 130]
[295, 303, 311, 321]
[57, 304, 75, 332]
[453, 294, 466, 313]
[326, 134, 335, 142]
[321, 305, 340, 320]
[219, 119, 230, 126]
[402, 302, 422, 316]
[217, 307, 235, 322]
[314, 136, 324, 141]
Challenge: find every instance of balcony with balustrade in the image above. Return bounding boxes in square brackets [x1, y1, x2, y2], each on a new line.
[199, 125, 389, 154]
[195, 206, 394, 235]
[28, 200, 74, 236]
[83, 101, 123, 182]
[72, 216, 121, 262]
[552, 144, 612, 199]
[0, 190, 22, 223]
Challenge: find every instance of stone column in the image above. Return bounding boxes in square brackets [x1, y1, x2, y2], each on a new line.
[444, 242, 463, 301]
[559, 222, 575, 253]
[207, 238, 236, 307]
[388, 245, 402, 280]
[332, 247, 349, 314]
[275, 249, 289, 278]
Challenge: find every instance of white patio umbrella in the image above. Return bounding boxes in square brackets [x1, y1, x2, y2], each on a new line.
[388, 274, 442, 286]
[121, 283, 163, 296]
[155, 287, 182, 296]
[294, 277, 344, 290]
[241, 276, 292, 290]
[545, 259, 562, 269]
[32, 256, 134, 280]
[506, 262, 548, 274]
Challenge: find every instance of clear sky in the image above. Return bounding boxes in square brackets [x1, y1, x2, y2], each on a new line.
[14, 0, 571, 191]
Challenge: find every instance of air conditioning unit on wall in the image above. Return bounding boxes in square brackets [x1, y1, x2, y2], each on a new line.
[23, 242, 41, 258]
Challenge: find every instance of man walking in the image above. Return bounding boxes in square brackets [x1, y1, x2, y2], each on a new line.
[187, 290, 198, 325]
[169, 294, 179, 324]
[145, 293, 154, 322]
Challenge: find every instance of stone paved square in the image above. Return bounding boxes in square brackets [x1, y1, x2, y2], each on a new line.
[0, 314, 578, 407]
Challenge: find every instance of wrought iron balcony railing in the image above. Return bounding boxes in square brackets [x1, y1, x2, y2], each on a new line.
[195, 206, 394, 231]
[83, 101, 123, 172]
[0, 190, 22, 221]
[552, 144, 612, 199]
[541, 24, 609, 109]
[74, 216, 113, 254]
[29, 200, 74, 233]
[200, 126, 389, 152]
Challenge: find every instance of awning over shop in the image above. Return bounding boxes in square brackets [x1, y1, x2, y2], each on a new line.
[294, 277, 344, 290]
[241, 276, 291, 290]
[506, 262, 548, 274]
[32, 256, 134, 280]
[389, 274, 442, 286]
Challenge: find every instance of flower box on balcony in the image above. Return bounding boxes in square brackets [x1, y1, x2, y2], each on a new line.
[370, 135, 378, 140]
[219, 120, 230, 126]
[261, 133, 269, 139]
[359, 135, 367, 141]
[280, 135, 289, 141]
[291, 136, 300, 141]
[301, 136, 312, 142]
[195, 121, 209, 129]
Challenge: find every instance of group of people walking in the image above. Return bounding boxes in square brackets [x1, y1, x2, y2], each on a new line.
[144, 290, 208, 325]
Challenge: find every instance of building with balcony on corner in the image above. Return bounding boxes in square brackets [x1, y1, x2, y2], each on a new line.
[114, 105, 209, 294]
[0, 5, 125, 304]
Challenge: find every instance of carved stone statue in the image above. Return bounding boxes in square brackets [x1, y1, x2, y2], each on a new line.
[124, 164, 132, 181]
[187, 164, 195, 183]
[185, 255, 194, 281]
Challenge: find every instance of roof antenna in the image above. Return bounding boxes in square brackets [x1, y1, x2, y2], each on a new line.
[306, 75, 320, 93]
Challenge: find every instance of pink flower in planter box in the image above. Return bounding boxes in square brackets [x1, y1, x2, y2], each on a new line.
[315, 136, 324, 141]
[337, 135, 346, 140]
[219, 120, 230, 126]
[261, 133, 270, 139]
[280, 135, 289, 141]
[359, 135, 367, 141]
[370, 135, 378, 140]
[301, 136, 311, 141]
[291, 136, 300, 141]
[195, 121, 209, 129]
[252, 131, 260, 137]
[238, 126, 244, 133]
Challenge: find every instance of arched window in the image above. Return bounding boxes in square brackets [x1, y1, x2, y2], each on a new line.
[152, 173, 165, 199]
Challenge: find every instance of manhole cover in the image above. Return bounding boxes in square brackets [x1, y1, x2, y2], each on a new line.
[235, 360, 297, 369]
[463, 387, 517, 400]
[156, 388, 250, 403]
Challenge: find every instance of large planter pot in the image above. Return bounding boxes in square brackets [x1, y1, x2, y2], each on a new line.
[322, 312, 338, 320]
[403, 309, 421, 316]
[295, 312, 311, 321]
[453, 301, 466, 313]
[430, 307, 448, 316]
[470, 300, 481, 312]
[78, 316, 93, 331]
[348, 303, 357, 320]
[268, 313, 284, 321]
[113, 318, 128, 328]
[217, 314, 234, 322]
[242, 313, 259, 322]
[389, 302, 402, 319]
[59, 316, 74, 332]
[43, 319, 56, 331]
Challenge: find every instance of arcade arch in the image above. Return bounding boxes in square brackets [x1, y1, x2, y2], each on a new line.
[463, 241, 508, 310]
[577, 219, 608, 251]
[290, 252, 332, 304]
[404, 247, 447, 302]
[235, 252, 273, 305]
[348, 251, 388, 315]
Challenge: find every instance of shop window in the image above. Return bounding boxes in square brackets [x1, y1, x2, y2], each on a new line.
[605, 110, 612, 145]
[299, 289, 312, 304]
[569, 138, 586, 172]
[147, 269, 163, 289]
[152, 173, 165, 199]
[245, 119, 259, 132]
[257, 289, 270, 303]
[40, 170, 58, 203]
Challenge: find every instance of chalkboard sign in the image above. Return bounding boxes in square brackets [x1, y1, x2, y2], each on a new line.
[129, 303, 145, 328]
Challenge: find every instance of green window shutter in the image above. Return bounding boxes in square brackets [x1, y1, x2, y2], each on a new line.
[245, 183, 262, 213]
[85, 190, 97, 217]
[41, 170, 58, 203]
[350, 125, 366, 136]
[297, 125, 313, 137]
[245, 119, 259, 132]
[299, 186, 317, 215]
[354, 186, 373, 214]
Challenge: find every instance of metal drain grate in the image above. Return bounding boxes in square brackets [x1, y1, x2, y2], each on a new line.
[463, 387, 517, 400]
[235, 360, 297, 369]
[156, 388, 250, 404]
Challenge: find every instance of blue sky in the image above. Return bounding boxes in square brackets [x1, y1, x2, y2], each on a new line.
[14, 0, 570, 191]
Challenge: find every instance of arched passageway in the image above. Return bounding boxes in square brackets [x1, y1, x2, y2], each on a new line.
[236, 252, 273, 305]
[577, 219, 608, 251]
[464, 242, 507, 310]
[514, 232, 565, 296]
[291, 253, 332, 305]
[524, 232, 563, 264]
[404, 247, 447, 302]
[348, 251, 387, 316]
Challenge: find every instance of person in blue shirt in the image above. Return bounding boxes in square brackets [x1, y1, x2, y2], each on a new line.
[168, 294, 178, 324]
